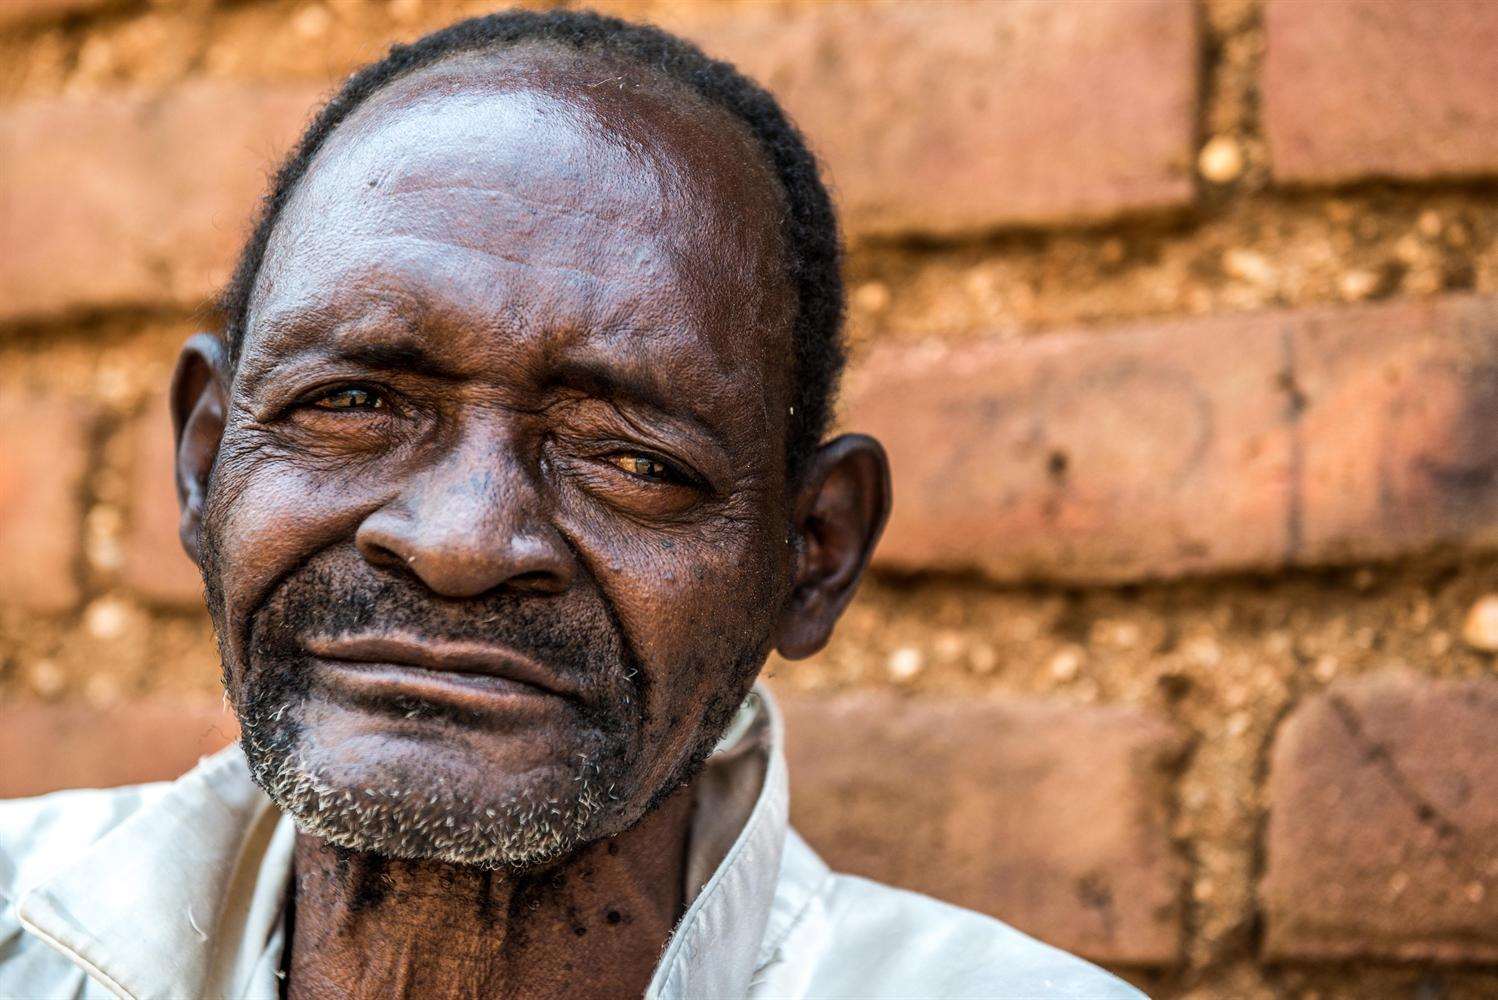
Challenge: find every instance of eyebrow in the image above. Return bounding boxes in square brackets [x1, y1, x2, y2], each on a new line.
[237, 325, 468, 394]
[323, 339, 468, 382]
[549, 357, 730, 452]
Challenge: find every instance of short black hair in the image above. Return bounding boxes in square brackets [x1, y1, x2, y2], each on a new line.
[218, 8, 845, 476]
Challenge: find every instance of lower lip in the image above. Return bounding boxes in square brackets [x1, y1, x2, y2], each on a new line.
[312, 659, 564, 716]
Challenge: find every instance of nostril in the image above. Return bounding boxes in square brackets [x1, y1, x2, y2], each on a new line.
[358, 537, 412, 573]
[507, 569, 568, 594]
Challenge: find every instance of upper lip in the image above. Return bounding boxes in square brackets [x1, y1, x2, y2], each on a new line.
[304, 634, 577, 699]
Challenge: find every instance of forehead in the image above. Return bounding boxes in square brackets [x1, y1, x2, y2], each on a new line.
[245, 46, 792, 408]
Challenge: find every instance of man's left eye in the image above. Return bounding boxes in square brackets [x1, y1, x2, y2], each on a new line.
[608, 453, 677, 483]
[312, 387, 384, 411]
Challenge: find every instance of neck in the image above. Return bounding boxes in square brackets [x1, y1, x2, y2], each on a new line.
[284, 788, 695, 1000]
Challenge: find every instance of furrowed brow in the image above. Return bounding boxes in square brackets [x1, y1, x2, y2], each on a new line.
[237, 311, 467, 393]
[323, 339, 466, 381]
[552, 357, 728, 451]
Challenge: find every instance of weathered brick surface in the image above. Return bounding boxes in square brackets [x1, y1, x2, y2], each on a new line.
[0, 698, 238, 799]
[1262, 674, 1498, 963]
[0, 389, 93, 612]
[667, 0, 1198, 237]
[778, 690, 1186, 966]
[0, 0, 111, 29]
[1264, 0, 1498, 185]
[0, 81, 316, 322]
[0, 2, 1199, 322]
[122, 391, 204, 608]
[845, 294, 1498, 583]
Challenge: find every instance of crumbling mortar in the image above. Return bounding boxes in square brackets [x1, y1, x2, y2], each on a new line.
[1149, 696, 1205, 991]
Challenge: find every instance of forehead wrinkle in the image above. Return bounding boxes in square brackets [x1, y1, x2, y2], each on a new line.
[337, 47, 786, 314]
[328, 65, 677, 228]
[253, 196, 750, 397]
[238, 283, 426, 389]
[246, 251, 747, 422]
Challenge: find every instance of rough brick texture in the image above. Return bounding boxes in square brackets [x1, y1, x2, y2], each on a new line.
[1265, 0, 1498, 185]
[0, 389, 93, 612]
[667, 0, 1198, 237]
[845, 294, 1498, 583]
[0, 0, 111, 29]
[1262, 674, 1498, 963]
[0, 698, 238, 799]
[0, 2, 1199, 322]
[0, 81, 315, 321]
[122, 392, 204, 608]
[778, 690, 1186, 966]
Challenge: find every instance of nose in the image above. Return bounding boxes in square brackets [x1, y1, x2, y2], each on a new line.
[355, 431, 574, 599]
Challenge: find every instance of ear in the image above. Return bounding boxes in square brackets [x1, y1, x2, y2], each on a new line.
[170, 332, 229, 568]
[775, 433, 892, 659]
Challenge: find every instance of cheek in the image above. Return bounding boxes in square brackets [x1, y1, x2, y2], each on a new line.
[208, 444, 381, 654]
[567, 508, 785, 715]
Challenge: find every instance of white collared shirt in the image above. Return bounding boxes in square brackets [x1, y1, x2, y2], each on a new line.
[0, 688, 1142, 999]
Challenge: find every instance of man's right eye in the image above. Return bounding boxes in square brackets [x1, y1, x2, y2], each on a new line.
[310, 387, 384, 411]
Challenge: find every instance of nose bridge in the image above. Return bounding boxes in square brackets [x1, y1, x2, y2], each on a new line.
[423, 417, 537, 535]
[356, 412, 573, 598]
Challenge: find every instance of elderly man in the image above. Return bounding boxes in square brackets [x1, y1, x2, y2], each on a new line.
[0, 11, 1140, 999]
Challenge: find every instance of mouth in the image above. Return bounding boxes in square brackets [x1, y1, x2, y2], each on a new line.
[304, 634, 578, 715]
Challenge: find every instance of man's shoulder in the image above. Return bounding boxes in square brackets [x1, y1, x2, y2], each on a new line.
[785, 868, 1145, 999]
[0, 782, 178, 999]
[0, 781, 171, 904]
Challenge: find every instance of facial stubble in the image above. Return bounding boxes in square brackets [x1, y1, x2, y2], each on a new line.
[201, 530, 765, 869]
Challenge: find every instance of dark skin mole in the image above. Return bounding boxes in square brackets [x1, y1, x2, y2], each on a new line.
[172, 44, 890, 1000]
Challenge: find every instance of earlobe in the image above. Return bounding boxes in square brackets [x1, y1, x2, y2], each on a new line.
[170, 332, 230, 568]
[775, 433, 892, 660]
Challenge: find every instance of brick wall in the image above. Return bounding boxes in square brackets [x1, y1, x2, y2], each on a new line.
[2, 1, 1497, 996]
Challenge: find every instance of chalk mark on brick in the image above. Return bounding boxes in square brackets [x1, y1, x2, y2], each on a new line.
[1278, 325, 1307, 564]
[1075, 872, 1118, 944]
[1325, 693, 1460, 844]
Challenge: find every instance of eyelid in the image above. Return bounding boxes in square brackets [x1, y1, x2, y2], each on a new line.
[289, 381, 398, 415]
[605, 447, 704, 489]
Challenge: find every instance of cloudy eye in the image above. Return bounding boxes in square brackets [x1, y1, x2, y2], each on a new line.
[313, 386, 383, 411]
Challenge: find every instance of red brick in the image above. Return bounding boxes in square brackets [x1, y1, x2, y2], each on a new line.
[0, 5, 1198, 324]
[0, 389, 93, 612]
[121, 391, 204, 608]
[845, 294, 1498, 583]
[663, 0, 1198, 237]
[778, 689, 1186, 966]
[1261, 674, 1498, 963]
[0, 697, 238, 798]
[1264, 0, 1498, 185]
[0, 81, 316, 322]
[0, 0, 112, 29]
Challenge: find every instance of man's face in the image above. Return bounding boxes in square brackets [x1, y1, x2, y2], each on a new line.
[199, 48, 797, 866]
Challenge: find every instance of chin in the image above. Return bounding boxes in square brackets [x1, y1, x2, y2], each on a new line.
[240, 686, 635, 868]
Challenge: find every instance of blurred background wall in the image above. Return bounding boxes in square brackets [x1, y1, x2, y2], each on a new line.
[2, 1, 1498, 996]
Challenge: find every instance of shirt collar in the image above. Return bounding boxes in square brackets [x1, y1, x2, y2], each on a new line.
[18, 685, 789, 1000]
[17, 745, 295, 999]
[649, 687, 788, 999]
